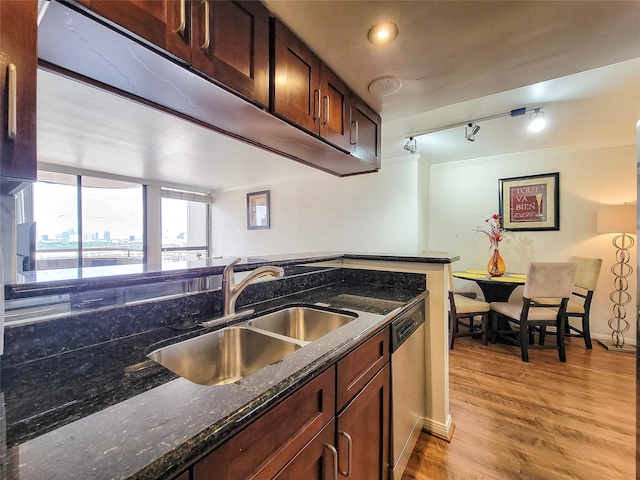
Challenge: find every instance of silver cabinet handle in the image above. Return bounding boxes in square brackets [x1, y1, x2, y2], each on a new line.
[314, 89, 321, 121]
[7, 63, 17, 140]
[322, 95, 329, 126]
[313, 89, 321, 121]
[350, 120, 358, 145]
[324, 444, 339, 480]
[338, 431, 352, 477]
[201, 0, 210, 50]
[176, 0, 186, 36]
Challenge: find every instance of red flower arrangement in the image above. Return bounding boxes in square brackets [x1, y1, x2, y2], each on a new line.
[476, 214, 505, 249]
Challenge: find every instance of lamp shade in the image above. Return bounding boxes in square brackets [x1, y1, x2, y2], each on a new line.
[596, 205, 636, 234]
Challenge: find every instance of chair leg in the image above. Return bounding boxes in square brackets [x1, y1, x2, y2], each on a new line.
[520, 321, 529, 362]
[481, 312, 488, 346]
[449, 312, 455, 350]
[539, 326, 546, 345]
[557, 316, 567, 362]
[490, 312, 497, 344]
[582, 315, 592, 349]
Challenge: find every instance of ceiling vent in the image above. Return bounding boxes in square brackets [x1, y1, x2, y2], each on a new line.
[368, 76, 402, 96]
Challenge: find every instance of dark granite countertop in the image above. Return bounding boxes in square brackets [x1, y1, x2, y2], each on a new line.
[6, 251, 456, 299]
[2, 280, 428, 480]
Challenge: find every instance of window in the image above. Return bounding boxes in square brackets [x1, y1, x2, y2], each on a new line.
[31, 171, 144, 270]
[161, 188, 211, 263]
[81, 176, 144, 267]
[32, 172, 79, 270]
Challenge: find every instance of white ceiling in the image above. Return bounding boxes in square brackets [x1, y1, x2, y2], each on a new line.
[37, 1, 640, 191]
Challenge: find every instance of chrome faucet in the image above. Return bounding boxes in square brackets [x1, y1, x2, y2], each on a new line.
[222, 258, 284, 316]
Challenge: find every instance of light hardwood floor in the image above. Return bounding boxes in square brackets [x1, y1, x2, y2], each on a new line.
[403, 336, 636, 480]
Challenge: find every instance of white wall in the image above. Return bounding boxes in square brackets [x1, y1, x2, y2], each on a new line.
[211, 156, 420, 256]
[428, 142, 637, 342]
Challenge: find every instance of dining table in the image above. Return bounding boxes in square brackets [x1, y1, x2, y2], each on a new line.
[453, 270, 527, 342]
[452, 270, 527, 303]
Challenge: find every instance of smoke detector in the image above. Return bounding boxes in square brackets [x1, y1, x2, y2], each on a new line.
[368, 76, 402, 96]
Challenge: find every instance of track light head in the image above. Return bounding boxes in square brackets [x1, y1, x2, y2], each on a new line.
[404, 137, 417, 155]
[465, 122, 480, 142]
[528, 108, 546, 132]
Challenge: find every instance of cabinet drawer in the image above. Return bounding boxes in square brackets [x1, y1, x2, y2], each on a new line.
[194, 366, 336, 480]
[336, 328, 389, 411]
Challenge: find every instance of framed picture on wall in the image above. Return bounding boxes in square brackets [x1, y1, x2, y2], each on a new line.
[247, 190, 270, 229]
[499, 172, 559, 231]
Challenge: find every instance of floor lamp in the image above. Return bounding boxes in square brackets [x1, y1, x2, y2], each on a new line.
[596, 205, 636, 353]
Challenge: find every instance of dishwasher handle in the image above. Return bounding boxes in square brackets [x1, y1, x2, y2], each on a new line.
[391, 299, 426, 352]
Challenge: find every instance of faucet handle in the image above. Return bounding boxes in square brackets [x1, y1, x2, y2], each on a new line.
[223, 258, 242, 281]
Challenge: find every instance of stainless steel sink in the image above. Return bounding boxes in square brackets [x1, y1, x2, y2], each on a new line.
[247, 306, 357, 342]
[147, 327, 300, 386]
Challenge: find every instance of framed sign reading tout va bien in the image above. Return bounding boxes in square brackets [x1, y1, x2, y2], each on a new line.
[499, 172, 559, 231]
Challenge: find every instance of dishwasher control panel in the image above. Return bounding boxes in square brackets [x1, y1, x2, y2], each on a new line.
[390, 296, 427, 352]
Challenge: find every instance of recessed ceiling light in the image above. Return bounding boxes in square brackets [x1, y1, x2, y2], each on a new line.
[367, 22, 399, 45]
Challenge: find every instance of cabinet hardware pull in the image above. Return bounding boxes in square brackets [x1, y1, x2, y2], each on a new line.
[7, 63, 17, 140]
[201, 0, 211, 50]
[176, 0, 186, 36]
[350, 120, 358, 145]
[338, 431, 352, 477]
[313, 89, 321, 121]
[322, 95, 329, 126]
[324, 444, 339, 480]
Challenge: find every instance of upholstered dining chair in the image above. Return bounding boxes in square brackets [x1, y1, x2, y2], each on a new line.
[490, 262, 578, 362]
[448, 264, 490, 349]
[539, 256, 603, 349]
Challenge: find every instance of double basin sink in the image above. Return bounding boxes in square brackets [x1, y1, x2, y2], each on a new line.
[147, 306, 357, 386]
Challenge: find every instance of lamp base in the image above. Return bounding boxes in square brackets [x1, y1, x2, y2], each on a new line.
[597, 339, 636, 354]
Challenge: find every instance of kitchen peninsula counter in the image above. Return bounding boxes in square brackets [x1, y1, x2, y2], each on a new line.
[1, 253, 457, 479]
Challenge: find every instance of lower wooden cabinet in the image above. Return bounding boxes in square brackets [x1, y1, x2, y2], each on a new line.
[188, 328, 391, 480]
[273, 420, 337, 480]
[337, 363, 390, 480]
[193, 367, 336, 480]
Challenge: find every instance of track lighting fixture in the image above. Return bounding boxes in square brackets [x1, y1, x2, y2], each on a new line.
[403, 137, 417, 154]
[403, 105, 545, 145]
[528, 108, 546, 132]
[465, 122, 480, 142]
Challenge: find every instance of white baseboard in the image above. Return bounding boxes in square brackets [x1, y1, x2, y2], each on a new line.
[591, 333, 636, 347]
[421, 414, 454, 442]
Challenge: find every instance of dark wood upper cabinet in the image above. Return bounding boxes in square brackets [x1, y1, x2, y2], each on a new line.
[75, 0, 191, 63]
[39, 0, 380, 177]
[273, 19, 368, 155]
[0, 0, 38, 194]
[191, 1, 270, 107]
[351, 93, 382, 169]
[272, 18, 321, 133]
[319, 63, 352, 152]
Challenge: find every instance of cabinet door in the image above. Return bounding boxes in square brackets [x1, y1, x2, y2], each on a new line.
[337, 328, 389, 411]
[337, 363, 390, 480]
[274, 420, 337, 480]
[350, 94, 382, 169]
[194, 367, 336, 480]
[272, 18, 321, 133]
[0, 0, 37, 193]
[191, 1, 269, 107]
[319, 64, 351, 152]
[76, 0, 191, 63]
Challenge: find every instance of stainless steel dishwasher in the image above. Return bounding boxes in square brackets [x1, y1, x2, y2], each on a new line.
[390, 297, 427, 480]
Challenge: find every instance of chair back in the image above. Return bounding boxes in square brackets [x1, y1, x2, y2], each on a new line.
[569, 256, 602, 291]
[523, 262, 577, 300]
[447, 263, 454, 293]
